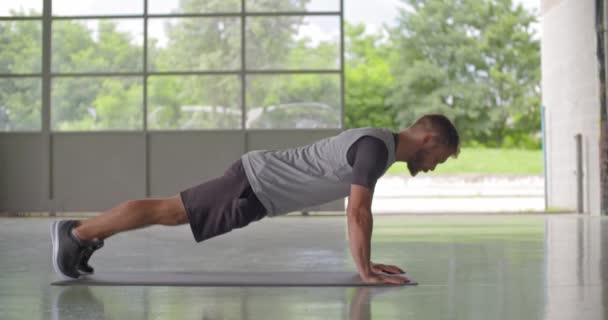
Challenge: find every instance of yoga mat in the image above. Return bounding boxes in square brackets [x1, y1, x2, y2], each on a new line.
[52, 271, 417, 287]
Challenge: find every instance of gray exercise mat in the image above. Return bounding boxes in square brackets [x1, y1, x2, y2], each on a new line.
[52, 271, 418, 287]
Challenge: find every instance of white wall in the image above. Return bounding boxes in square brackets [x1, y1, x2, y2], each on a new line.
[541, 0, 601, 214]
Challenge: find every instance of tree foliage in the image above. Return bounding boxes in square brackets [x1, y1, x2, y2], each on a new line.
[344, 23, 399, 130]
[0, 0, 541, 148]
[386, 0, 540, 147]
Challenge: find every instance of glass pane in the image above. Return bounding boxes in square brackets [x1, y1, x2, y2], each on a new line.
[52, 19, 143, 73]
[246, 74, 340, 129]
[148, 75, 241, 130]
[0, 21, 42, 73]
[0, 1, 42, 16]
[246, 16, 340, 70]
[0, 78, 41, 131]
[52, 0, 142, 16]
[52, 77, 143, 131]
[149, 0, 241, 14]
[148, 18, 240, 72]
[247, 0, 339, 12]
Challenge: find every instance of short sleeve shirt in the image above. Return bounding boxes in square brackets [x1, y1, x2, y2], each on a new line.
[346, 133, 399, 190]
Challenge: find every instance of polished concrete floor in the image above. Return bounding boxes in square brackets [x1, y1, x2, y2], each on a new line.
[0, 214, 606, 319]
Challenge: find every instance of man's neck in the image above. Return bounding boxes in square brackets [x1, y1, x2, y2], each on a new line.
[395, 130, 418, 162]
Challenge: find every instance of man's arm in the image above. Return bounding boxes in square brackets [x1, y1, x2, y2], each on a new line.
[347, 184, 410, 285]
[347, 184, 374, 276]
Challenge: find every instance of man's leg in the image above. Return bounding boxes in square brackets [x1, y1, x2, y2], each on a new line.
[51, 194, 189, 279]
[73, 194, 188, 241]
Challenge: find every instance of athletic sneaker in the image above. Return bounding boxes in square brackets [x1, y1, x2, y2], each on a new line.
[50, 220, 86, 279]
[77, 239, 104, 275]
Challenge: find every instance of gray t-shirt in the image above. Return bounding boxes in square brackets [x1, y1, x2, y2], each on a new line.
[346, 133, 399, 190]
[242, 127, 396, 216]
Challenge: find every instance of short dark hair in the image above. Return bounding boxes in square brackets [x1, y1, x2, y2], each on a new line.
[412, 114, 460, 157]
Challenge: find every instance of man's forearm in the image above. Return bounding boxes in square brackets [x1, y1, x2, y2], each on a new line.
[347, 206, 373, 276]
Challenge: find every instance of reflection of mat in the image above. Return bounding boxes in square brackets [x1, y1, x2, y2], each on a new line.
[52, 271, 417, 287]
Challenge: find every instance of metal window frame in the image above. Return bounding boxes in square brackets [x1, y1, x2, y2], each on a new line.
[0, 1, 344, 133]
[1, 0, 344, 206]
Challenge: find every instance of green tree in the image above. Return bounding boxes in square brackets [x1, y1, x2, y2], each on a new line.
[344, 22, 398, 130]
[0, 78, 41, 131]
[148, 0, 316, 129]
[0, 9, 42, 130]
[3, 0, 344, 131]
[246, 33, 341, 128]
[147, 14, 243, 129]
[388, 0, 540, 147]
[51, 20, 142, 130]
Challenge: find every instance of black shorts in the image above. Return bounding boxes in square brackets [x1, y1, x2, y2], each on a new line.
[179, 159, 267, 243]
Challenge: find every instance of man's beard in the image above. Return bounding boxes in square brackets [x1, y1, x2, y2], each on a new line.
[407, 161, 419, 176]
[407, 150, 424, 176]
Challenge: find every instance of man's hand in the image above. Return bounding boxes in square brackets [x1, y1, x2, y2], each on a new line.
[360, 271, 411, 285]
[348, 185, 410, 285]
[371, 262, 406, 275]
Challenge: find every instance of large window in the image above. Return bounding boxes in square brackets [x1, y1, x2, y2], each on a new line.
[0, 0, 343, 132]
[0, 2, 43, 131]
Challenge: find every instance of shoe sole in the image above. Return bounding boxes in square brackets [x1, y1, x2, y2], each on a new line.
[78, 269, 93, 276]
[50, 221, 79, 280]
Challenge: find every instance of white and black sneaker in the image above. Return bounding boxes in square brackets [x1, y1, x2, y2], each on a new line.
[50, 220, 87, 279]
[77, 239, 104, 275]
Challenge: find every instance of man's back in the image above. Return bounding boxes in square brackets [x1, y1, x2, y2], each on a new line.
[241, 127, 396, 216]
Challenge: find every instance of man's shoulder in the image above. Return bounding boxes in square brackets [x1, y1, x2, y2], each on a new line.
[347, 126, 390, 131]
[340, 127, 393, 136]
[356, 136, 388, 153]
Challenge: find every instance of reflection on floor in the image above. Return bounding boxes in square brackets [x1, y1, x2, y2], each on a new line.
[0, 214, 605, 320]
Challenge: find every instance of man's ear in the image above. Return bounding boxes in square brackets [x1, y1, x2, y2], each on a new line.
[422, 134, 433, 145]
[422, 133, 440, 147]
